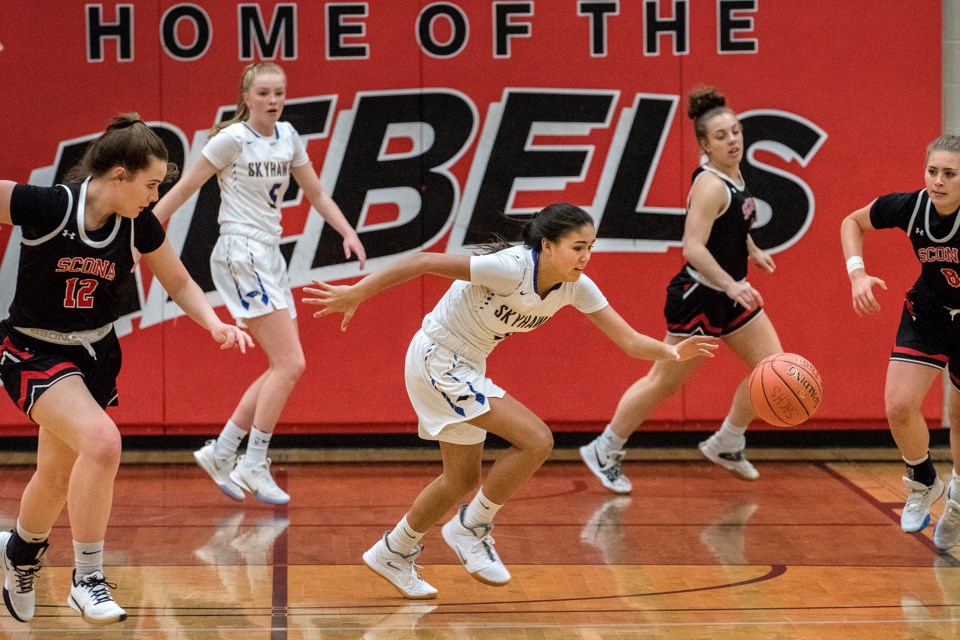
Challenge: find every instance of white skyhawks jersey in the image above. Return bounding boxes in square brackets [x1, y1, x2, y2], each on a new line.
[202, 121, 310, 244]
[421, 244, 609, 363]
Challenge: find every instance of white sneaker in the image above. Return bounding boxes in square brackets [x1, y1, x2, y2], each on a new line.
[579, 439, 632, 494]
[1, 531, 46, 623]
[362, 534, 438, 600]
[934, 490, 960, 550]
[68, 570, 127, 626]
[441, 506, 511, 586]
[229, 456, 290, 505]
[901, 476, 945, 533]
[698, 432, 759, 481]
[194, 440, 244, 501]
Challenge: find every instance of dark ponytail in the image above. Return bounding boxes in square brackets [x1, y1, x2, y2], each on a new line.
[521, 202, 594, 251]
[64, 113, 178, 184]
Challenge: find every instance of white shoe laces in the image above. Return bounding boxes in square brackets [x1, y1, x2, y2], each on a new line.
[247, 460, 279, 487]
[395, 545, 427, 585]
[466, 524, 499, 564]
[905, 486, 935, 514]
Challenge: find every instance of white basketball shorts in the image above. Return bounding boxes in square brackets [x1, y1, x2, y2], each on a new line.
[210, 234, 296, 326]
[404, 329, 506, 445]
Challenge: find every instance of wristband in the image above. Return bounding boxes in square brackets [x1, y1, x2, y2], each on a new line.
[846, 256, 865, 273]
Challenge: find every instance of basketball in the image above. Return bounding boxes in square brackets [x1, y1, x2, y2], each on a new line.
[749, 353, 823, 427]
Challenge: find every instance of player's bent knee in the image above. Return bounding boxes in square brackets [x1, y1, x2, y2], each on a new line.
[884, 399, 923, 428]
[440, 468, 482, 495]
[527, 427, 554, 461]
[81, 426, 122, 470]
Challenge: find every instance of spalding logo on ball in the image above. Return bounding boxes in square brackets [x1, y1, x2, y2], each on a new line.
[749, 353, 823, 427]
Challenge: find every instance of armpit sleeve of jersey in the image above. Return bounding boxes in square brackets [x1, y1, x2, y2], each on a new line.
[286, 123, 311, 167]
[134, 211, 167, 254]
[571, 274, 609, 314]
[469, 252, 524, 295]
[9, 183, 71, 239]
[201, 129, 243, 170]
[869, 191, 919, 232]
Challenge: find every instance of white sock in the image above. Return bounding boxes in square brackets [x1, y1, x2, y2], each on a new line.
[951, 469, 960, 501]
[73, 541, 104, 578]
[717, 418, 748, 448]
[214, 420, 247, 458]
[244, 427, 272, 465]
[16, 521, 49, 545]
[462, 489, 502, 529]
[385, 515, 425, 556]
[597, 424, 628, 457]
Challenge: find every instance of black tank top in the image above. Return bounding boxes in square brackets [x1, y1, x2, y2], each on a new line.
[7, 180, 165, 332]
[685, 165, 757, 282]
[871, 189, 960, 306]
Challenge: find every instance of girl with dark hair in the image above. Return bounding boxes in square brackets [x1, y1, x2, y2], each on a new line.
[580, 86, 784, 493]
[841, 135, 960, 543]
[153, 63, 366, 505]
[0, 113, 252, 626]
[302, 202, 716, 599]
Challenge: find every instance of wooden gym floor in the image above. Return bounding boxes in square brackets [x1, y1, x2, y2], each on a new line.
[1, 450, 959, 639]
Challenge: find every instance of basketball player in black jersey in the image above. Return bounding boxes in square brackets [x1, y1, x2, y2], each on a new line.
[0, 114, 252, 626]
[841, 135, 960, 544]
[581, 86, 786, 493]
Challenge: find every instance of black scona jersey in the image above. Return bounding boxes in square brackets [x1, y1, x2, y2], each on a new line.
[7, 180, 165, 332]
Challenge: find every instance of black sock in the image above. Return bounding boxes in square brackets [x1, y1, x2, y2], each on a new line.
[906, 455, 938, 486]
[6, 531, 48, 566]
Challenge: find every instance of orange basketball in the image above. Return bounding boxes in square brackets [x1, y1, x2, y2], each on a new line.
[748, 353, 823, 427]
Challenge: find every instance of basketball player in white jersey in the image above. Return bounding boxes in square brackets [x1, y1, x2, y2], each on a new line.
[303, 202, 717, 598]
[154, 63, 366, 505]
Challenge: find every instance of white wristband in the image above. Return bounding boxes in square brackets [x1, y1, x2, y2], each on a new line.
[846, 256, 865, 273]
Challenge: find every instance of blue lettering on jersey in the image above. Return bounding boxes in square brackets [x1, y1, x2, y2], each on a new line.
[493, 304, 550, 329]
[247, 161, 292, 178]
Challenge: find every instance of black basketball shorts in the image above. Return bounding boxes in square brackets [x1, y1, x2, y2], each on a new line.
[664, 271, 763, 337]
[0, 321, 122, 418]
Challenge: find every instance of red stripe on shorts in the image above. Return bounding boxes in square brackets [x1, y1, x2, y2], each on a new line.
[2, 337, 33, 360]
[17, 362, 76, 412]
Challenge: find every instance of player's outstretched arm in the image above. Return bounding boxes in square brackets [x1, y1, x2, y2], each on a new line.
[302, 252, 470, 331]
[142, 239, 254, 353]
[586, 305, 718, 361]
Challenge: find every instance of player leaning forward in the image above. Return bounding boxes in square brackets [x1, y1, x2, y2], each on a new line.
[0, 114, 252, 625]
[303, 202, 717, 598]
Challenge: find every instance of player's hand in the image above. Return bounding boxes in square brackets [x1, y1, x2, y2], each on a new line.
[302, 280, 361, 331]
[672, 335, 719, 361]
[850, 271, 886, 316]
[343, 234, 367, 271]
[211, 323, 254, 354]
[749, 247, 776, 273]
[724, 280, 763, 311]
